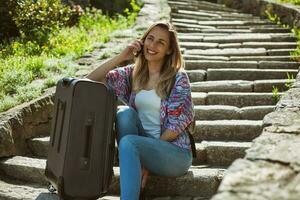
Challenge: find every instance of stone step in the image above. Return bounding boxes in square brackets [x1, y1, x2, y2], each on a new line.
[174, 7, 256, 18]
[171, 12, 260, 21]
[178, 33, 296, 43]
[0, 179, 206, 200]
[250, 27, 291, 33]
[191, 92, 280, 107]
[185, 48, 267, 56]
[183, 55, 300, 62]
[0, 179, 48, 200]
[242, 42, 297, 49]
[180, 42, 297, 50]
[194, 120, 263, 141]
[0, 156, 47, 185]
[229, 56, 300, 61]
[176, 9, 222, 18]
[169, 1, 238, 12]
[27, 137, 49, 158]
[177, 27, 252, 33]
[195, 141, 252, 166]
[186, 70, 207, 82]
[257, 61, 300, 69]
[171, 5, 237, 13]
[267, 49, 296, 56]
[183, 55, 230, 61]
[191, 79, 292, 92]
[186, 60, 257, 70]
[194, 105, 275, 120]
[26, 135, 251, 170]
[173, 20, 274, 27]
[206, 68, 298, 81]
[0, 156, 225, 198]
[206, 92, 279, 107]
[185, 60, 300, 70]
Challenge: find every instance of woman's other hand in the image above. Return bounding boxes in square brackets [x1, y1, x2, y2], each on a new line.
[141, 166, 149, 189]
[119, 39, 143, 61]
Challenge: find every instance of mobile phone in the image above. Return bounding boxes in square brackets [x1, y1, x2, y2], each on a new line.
[134, 40, 144, 57]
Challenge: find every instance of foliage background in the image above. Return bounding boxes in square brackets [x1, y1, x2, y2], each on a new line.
[0, 0, 141, 112]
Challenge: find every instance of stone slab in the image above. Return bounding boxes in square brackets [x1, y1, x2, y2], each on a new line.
[211, 159, 300, 200]
[186, 70, 207, 82]
[258, 61, 300, 69]
[191, 80, 253, 92]
[253, 79, 292, 92]
[185, 61, 257, 70]
[0, 180, 48, 200]
[206, 92, 278, 107]
[191, 92, 207, 105]
[207, 68, 298, 81]
[194, 120, 263, 141]
[240, 106, 275, 120]
[204, 141, 251, 166]
[230, 55, 300, 61]
[246, 132, 300, 171]
[194, 105, 240, 120]
[185, 48, 267, 56]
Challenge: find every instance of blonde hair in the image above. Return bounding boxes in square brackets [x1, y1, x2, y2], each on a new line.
[132, 22, 184, 99]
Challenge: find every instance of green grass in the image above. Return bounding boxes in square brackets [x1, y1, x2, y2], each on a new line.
[277, 0, 300, 5]
[0, 1, 141, 112]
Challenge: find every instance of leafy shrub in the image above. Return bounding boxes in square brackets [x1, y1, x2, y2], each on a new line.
[7, 0, 81, 45]
[0, 0, 142, 112]
[278, 0, 300, 5]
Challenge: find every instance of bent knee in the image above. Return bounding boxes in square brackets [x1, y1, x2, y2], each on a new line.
[119, 135, 139, 151]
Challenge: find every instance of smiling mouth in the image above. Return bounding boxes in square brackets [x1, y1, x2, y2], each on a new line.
[147, 49, 157, 55]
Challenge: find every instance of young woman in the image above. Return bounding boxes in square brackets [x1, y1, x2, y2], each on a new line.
[86, 21, 194, 200]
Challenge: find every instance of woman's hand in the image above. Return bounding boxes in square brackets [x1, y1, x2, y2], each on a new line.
[141, 166, 149, 189]
[119, 39, 143, 61]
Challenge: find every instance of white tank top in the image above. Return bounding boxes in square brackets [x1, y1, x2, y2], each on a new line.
[135, 89, 161, 139]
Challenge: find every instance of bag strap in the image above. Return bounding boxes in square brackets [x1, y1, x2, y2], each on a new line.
[187, 128, 197, 158]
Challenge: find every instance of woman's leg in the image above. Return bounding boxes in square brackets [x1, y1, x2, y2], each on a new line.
[116, 106, 145, 143]
[117, 106, 145, 199]
[119, 135, 192, 200]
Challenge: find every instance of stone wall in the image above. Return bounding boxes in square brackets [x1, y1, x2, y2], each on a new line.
[0, 0, 170, 158]
[209, 0, 300, 199]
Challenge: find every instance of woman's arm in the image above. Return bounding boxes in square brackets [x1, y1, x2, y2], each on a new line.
[86, 54, 124, 82]
[85, 39, 143, 82]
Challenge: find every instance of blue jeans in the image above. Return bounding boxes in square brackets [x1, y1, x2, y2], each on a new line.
[117, 106, 192, 200]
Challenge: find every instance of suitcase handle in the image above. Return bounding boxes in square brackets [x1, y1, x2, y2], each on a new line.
[80, 113, 95, 170]
[62, 77, 75, 87]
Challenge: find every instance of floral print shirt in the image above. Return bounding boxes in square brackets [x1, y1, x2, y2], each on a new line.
[105, 65, 194, 150]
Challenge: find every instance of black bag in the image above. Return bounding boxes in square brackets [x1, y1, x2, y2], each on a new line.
[45, 77, 117, 199]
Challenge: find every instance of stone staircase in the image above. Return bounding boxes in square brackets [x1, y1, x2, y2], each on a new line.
[0, 0, 299, 199]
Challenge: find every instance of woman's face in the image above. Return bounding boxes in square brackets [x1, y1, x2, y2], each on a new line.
[143, 26, 172, 63]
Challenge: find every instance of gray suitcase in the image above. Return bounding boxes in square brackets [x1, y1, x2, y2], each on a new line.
[45, 77, 117, 199]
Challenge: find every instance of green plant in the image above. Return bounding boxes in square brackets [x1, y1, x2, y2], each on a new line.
[124, 0, 142, 25]
[272, 86, 281, 102]
[265, 9, 300, 59]
[265, 10, 290, 28]
[8, 0, 77, 45]
[277, 0, 300, 6]
[0, 0, 142, 112]
[285, 72, 295, 89]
